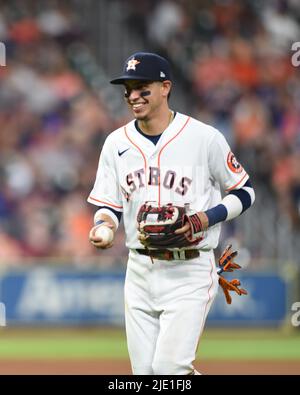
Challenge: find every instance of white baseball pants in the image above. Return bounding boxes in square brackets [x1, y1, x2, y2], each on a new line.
[124, 249, 219, 375]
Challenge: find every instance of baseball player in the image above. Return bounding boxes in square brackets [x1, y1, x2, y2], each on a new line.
[88, 52, 255, 375]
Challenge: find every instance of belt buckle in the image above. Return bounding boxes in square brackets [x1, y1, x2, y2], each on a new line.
[172, 250, 186, 260]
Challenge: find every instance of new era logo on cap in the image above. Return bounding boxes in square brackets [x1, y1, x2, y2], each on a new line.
[110, 52, 172, 85]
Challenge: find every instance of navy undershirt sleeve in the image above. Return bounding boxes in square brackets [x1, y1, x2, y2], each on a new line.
[96, 206, 122, 222]
[229, 188, 252, 213]
[205, 204, 228, 227]
[204, 179, 253, 227]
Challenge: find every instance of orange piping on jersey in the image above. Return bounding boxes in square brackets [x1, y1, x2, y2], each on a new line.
[88, 196, 123, 209]
[157, 116, 190, 206]
[195, 258, 214, 354]
[124, 126, 148, 186]
[225, 173, 248, 192]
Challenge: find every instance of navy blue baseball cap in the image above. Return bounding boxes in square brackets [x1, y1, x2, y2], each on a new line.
[110, 52, 172, 85]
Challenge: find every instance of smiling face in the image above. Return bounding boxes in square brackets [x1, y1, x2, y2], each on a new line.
[124, 80, 171, 121]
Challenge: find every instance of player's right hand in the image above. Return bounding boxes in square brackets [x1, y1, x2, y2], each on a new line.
[89, 222, 114, 249]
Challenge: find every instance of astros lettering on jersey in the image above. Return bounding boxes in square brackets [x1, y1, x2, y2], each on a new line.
[88, 112, 248, 250]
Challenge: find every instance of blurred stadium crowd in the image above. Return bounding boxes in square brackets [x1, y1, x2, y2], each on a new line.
[0, 0, 127, 264]
[0, 0, 299, 266]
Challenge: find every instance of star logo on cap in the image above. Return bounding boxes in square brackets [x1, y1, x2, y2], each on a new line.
[126, 58, 140, 71]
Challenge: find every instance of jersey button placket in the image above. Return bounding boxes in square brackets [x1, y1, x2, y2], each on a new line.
[146, 155, 159, 203]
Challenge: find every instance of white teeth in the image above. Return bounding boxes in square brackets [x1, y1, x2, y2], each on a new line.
[132, 104, 143, 109]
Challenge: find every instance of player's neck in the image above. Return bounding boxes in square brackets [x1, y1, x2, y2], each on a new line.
[137, 108, 173, 136]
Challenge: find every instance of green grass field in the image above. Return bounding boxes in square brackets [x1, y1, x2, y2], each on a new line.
[1, 327, 300, 360]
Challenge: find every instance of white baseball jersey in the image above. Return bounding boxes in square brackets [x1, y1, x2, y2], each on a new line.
[88, 112, 249, 250]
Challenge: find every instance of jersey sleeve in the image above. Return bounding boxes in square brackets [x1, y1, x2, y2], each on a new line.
[208, 130, 249, 192]
[87, 137, 123, 212]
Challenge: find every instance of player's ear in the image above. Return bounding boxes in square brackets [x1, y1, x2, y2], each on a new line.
[161, 81, 172, 98]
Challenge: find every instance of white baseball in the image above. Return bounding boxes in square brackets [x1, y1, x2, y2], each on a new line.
[94, 226, 114, 243]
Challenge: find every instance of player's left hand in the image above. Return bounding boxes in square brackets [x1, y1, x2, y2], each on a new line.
[174, 211, 209, 237]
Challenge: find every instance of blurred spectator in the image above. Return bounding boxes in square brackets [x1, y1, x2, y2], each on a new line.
[0, 0, 125, 265]
[0, 0, 299, 266]
[262, 0, 300, 52]
[147, 0, 186, 48]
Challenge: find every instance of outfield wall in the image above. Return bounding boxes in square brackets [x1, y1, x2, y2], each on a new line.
[0, 265, 297, 327]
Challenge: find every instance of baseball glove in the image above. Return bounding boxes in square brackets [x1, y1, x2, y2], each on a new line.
[137, 202, 204, 249]
[217, 245, 248, 304]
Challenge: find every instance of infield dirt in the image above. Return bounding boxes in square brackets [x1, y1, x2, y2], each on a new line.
[0, 359, 299, 375]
